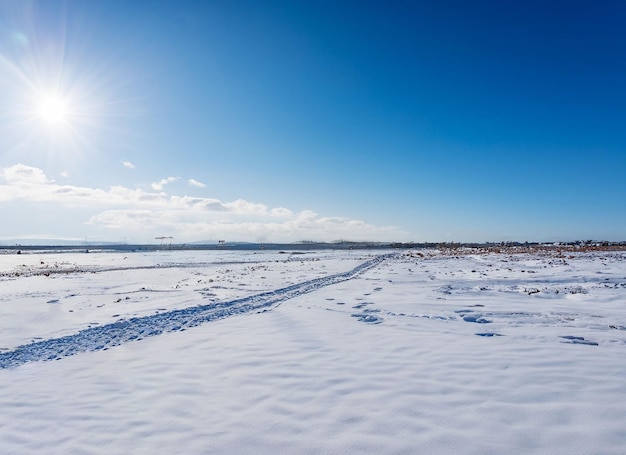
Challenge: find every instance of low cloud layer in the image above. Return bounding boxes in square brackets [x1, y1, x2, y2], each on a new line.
[0, 164, 405, 243]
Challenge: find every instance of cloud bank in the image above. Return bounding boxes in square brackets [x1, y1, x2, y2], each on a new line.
[0, 164, 405, 243]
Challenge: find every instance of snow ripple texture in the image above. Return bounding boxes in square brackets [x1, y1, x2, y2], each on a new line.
[0, 253, 393, 369]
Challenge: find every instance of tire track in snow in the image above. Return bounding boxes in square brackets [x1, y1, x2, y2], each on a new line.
[0, 253, 395, 369]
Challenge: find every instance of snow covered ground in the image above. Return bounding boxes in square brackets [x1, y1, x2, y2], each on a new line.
[1, 248, 626, 454]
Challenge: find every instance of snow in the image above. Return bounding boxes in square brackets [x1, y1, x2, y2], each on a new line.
[1, 248, 626, 453]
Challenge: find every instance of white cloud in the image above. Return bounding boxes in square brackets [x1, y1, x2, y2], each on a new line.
[0, 164, 407, 242]
[122, 160, 136, 169]
[188, 178, 206, 188]
[151, 176, 178, 191]
[270, 207, 293, 218]
[1, 163, 48, 184]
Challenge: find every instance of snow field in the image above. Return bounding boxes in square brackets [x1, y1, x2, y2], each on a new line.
[1, 249, 626, 454]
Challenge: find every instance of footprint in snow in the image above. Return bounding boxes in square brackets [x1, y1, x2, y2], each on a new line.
[463, 314, 492, 324]
[353, 302, 373, 309]
[351, 313, 383, 324]
[560, 336, 598, 346]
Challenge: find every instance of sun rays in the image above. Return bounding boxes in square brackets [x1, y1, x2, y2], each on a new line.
[0, 20, 134, 160]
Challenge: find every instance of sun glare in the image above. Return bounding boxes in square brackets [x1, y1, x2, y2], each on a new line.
[37, 94, 69, 124]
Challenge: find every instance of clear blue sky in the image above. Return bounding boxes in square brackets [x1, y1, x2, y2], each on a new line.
[1, 0, 625, 243]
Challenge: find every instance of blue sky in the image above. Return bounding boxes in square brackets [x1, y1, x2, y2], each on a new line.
[1, 0, 625, 243]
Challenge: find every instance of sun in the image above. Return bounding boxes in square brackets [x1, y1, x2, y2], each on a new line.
[36, 93, 70, 124]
